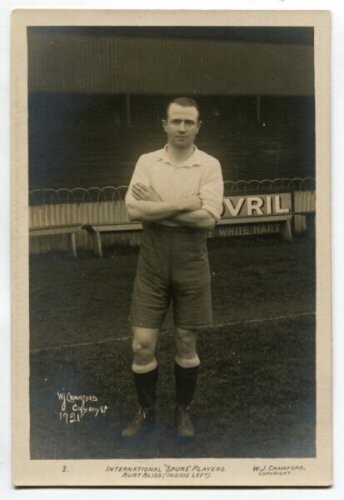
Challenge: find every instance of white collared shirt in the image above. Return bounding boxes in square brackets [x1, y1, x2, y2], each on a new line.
[125, 145, 224, 221]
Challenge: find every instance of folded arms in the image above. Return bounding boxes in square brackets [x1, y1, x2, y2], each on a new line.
[126, 183, 216, 229]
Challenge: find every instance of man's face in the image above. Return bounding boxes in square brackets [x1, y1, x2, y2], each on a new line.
[162, 103, 201, 149]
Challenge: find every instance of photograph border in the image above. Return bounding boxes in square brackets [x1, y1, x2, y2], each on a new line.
[11, 8, 331, 487]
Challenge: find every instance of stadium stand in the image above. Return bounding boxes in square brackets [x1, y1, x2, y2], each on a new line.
[29, 94, 315, 190]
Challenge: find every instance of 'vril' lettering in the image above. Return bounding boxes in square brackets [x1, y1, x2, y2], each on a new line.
[223, 195, 290, 217]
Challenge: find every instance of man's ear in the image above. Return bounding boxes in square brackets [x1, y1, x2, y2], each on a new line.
[197, 120, 203, 132]
[162, 119, 167, 132]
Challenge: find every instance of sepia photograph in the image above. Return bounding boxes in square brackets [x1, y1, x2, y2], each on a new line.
[11, 9, 331, 486]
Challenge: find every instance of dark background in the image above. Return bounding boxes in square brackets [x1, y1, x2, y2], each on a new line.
[28, 26, 315, 189]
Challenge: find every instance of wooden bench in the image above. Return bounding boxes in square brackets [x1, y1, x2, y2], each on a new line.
[29, 223, 81, 257]
[82, 222, 142, 257]
[82, 215, 293, 257]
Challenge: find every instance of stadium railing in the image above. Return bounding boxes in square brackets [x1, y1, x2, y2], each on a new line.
[28, 178, 315, 256]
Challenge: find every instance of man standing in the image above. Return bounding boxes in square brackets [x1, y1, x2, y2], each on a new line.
[123, 97, 224, 439]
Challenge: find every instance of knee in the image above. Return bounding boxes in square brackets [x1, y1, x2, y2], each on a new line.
[176, 328, 197, 357]
[132, 338, 155, 363]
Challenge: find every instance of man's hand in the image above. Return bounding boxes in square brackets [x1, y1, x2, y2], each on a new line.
[131, 183, 162, 202]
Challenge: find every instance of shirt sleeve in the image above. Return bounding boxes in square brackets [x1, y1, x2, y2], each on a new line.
[199, 159, 224, 222]
[125, 154, 150, 207]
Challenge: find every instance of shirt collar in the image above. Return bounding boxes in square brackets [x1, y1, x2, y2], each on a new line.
[158, 145, 201, 168]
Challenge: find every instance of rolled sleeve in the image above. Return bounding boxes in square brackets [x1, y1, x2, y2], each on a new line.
[199, 160, 224, 222]
[125, 155, 150, 207]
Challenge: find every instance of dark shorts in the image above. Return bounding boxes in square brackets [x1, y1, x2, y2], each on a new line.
[130, 222, 212, 330]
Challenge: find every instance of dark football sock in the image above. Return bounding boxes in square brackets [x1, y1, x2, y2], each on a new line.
[175, 362, 199, 407]
[133, 367, 158, 408]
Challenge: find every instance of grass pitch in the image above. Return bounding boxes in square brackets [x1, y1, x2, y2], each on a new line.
[30, 235, 315, 459]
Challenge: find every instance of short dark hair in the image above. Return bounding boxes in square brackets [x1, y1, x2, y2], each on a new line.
[165, 97, 200, 120]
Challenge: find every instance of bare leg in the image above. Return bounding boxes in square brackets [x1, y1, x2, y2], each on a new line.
[175, 327, 199, 367]
[131, 326, 159, 374]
